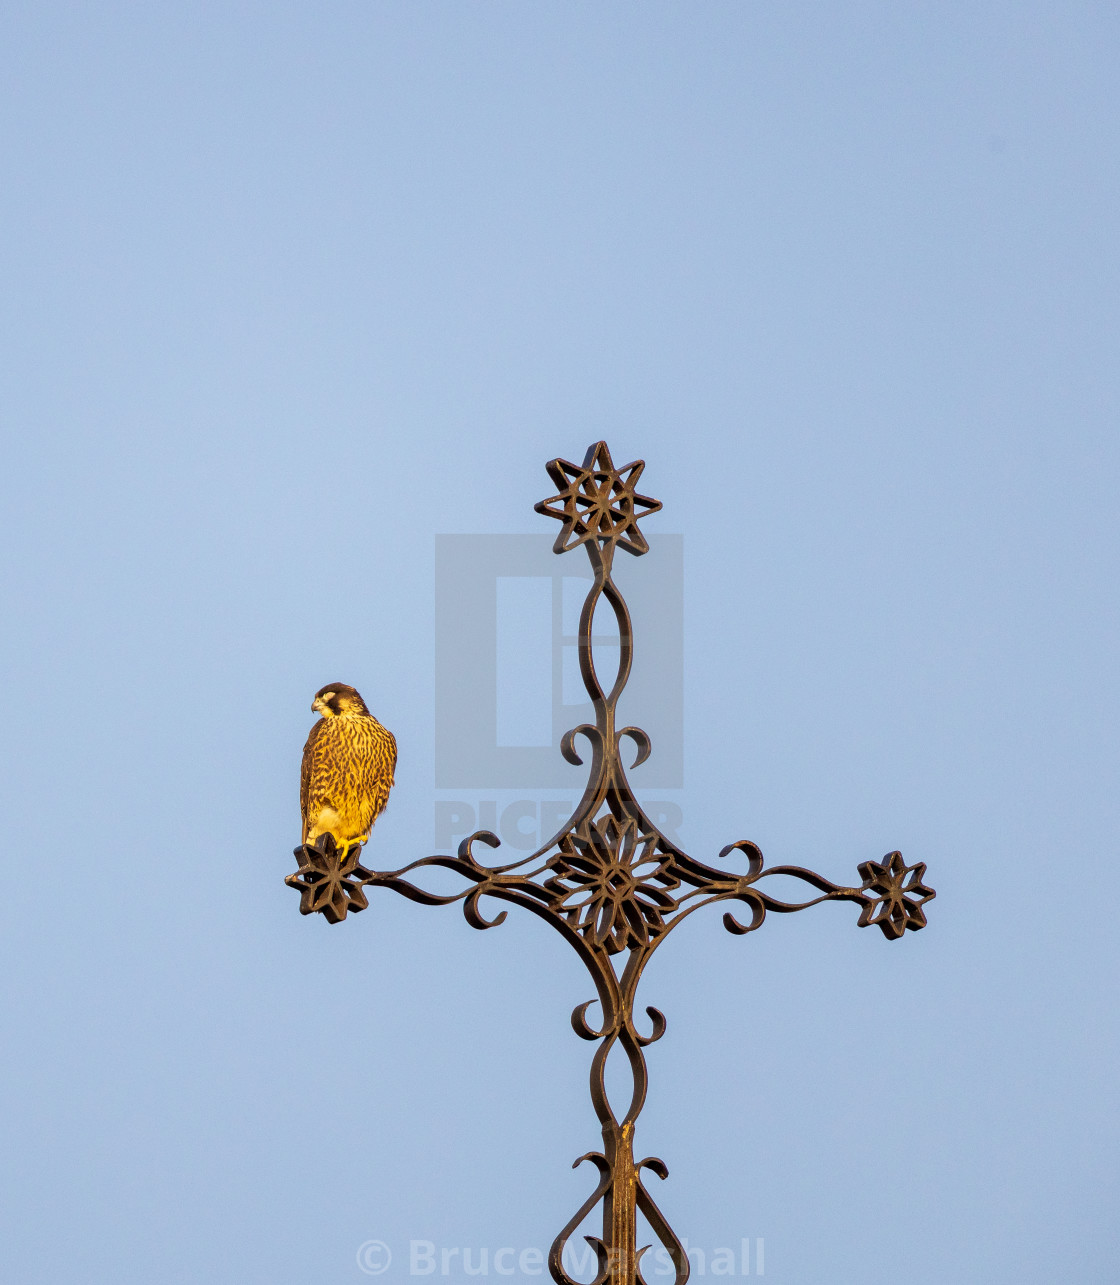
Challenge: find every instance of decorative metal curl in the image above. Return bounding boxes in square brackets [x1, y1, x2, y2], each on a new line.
[285, 441, 934, 1285]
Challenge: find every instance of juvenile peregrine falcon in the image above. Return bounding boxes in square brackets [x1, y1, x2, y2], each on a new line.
[301, 683, 397, 848]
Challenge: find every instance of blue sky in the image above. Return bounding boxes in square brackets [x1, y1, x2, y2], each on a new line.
[1, 4, 1117, 1282]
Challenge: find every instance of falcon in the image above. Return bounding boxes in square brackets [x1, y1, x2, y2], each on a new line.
[300, 683, 397, 849]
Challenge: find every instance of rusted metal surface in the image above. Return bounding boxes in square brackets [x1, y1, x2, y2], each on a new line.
[286, 441, 934, 1285]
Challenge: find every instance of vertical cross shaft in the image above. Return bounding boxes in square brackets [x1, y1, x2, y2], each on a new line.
[604, 1122, 637, 1285]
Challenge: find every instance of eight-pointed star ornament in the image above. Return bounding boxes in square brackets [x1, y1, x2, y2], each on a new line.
[534, 440, 662, 555]
[856, 851, 936, 939]
[286, 834, 373, 924]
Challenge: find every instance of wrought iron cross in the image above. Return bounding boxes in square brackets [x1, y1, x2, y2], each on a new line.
[286, 441, 935, 1285]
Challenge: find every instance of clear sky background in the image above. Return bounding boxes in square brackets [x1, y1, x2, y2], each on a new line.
[2, 3, 1117, 1283]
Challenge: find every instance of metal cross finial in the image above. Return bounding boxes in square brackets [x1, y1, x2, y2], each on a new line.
[285, 442, 935, 1285]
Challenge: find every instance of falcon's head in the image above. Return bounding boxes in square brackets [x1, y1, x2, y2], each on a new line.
[312, 683, 370, 718]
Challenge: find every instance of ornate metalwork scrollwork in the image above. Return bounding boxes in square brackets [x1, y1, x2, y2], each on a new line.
[285, 441, 935, 1285]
